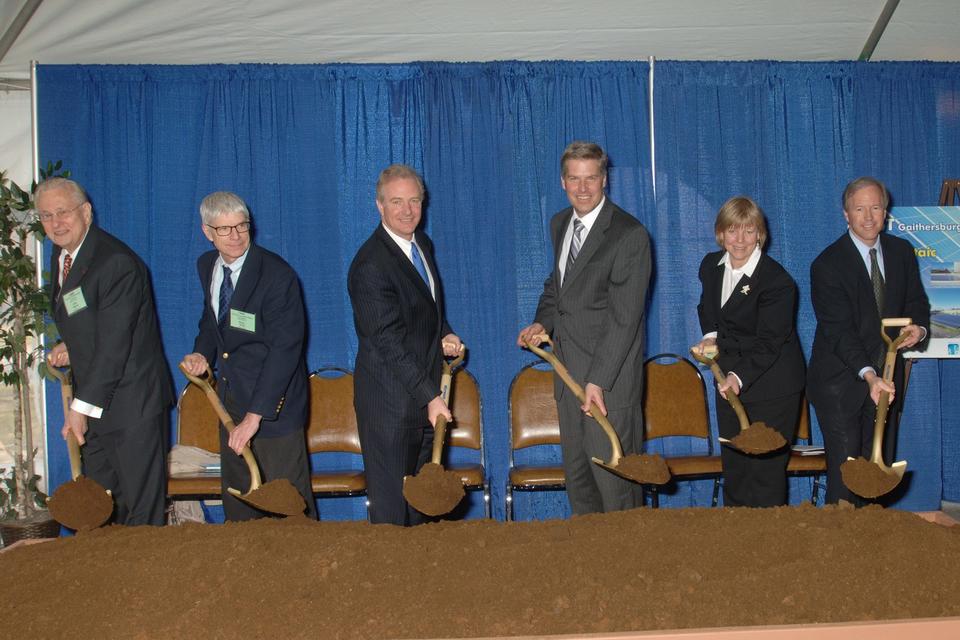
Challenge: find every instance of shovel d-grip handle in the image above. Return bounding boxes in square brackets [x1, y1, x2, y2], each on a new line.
[178, 361, 262, 494]
[689, 346, 751, 433]
[429, 347, 466, 465]
[523, 334, 624, 465]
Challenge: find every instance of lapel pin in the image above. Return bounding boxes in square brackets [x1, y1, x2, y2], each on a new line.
[740, 284, 751, 295]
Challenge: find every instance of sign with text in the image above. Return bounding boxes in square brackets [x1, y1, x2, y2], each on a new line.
[888, 206, 960, 358]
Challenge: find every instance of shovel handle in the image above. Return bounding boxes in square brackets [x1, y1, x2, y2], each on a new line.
[49, 366, 83, 481]
[430, 347, 466, 464]
[178, 361, 262, 492]
[523, 334, 623, 464]
[689, 347, 751, 432]
[870, 319, 912, 465]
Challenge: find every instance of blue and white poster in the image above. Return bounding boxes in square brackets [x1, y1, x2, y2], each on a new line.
[888, 206, 960, 358]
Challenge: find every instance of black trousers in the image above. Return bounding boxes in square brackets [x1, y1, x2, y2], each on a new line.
[816, 392, 901, 505]
[219, 392, 317, 522]
[83, 413, 167, 526]
[716, 392, 800, 508]
[358, 423, 434, 526]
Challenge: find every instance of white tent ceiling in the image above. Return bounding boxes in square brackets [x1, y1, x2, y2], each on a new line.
[1, 0, 958, 182]
[1, 0, 959, 80]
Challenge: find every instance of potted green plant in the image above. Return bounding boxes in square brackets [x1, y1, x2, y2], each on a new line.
[0, 162, 67, 546]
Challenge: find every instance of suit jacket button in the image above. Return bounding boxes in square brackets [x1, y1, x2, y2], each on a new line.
[222, 352, 229, 359]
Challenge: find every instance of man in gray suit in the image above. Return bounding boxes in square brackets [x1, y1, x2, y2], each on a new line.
[518, 141, 651, 514]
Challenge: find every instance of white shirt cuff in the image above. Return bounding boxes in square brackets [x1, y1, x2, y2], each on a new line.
[703, 331, 718, 340]
[858, 366, 876, 380]
[71, 397, 103, 419]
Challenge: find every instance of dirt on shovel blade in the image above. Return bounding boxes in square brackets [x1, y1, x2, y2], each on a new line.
[243, 479, 306, 516]
[614, 453, 671, 484]
[47, 476, 113, 531]
[403, 462, 465, 516]
[728, 423, 787, 454]
[841, 457, 902, 498]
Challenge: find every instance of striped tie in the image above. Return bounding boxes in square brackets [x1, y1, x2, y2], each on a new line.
[565, 218, 584, 282]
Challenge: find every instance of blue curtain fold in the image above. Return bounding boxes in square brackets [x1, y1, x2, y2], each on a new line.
[37, 60, 959, 520]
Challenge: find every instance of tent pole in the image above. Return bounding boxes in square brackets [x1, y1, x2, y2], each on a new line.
[0, 0, 44, 65]
[30, 58, 48, 492]
[859, 0, 900, 61]
[648, 55, 656, 200]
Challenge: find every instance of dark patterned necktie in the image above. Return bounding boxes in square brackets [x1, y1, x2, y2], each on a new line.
[565, 218, 585, 282]
[218, 265, 234, 328]
[869, 248, 884, 317]
[61, 253, 73, 284]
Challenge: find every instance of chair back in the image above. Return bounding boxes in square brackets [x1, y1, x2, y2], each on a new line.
[307, 367, 361, 454]
[643, 354, 711, 441]
[795, 397, 811, 442]
[509, 362, 560, 452]
[176, 383, 220, 453]
[449, 367, 482, 452]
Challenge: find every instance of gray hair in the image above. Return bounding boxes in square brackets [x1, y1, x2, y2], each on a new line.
[199, 191, 250, 225]
[376, 164, 425, 202]
[35, 177, 89, 206]
[842, 176, 889, 211]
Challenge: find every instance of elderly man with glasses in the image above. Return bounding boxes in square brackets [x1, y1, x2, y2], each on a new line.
[180, 191, 316, 521]
[40, 177, 173, 526]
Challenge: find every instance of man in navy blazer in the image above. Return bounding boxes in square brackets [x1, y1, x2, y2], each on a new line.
[348, 164, 462, 526]
[42, 177, 173, 526]
[181, 191, 316, 521]
[517, 141, 651, 514]
[808, 177, 930, 505]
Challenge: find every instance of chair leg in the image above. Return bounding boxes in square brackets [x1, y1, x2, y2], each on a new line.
[483, 481, 491, 519]
[711, 477, 721, 507]
[650, 486, 660, 508]
[505, 482, 513, 521]
[812, 474, 822, 506]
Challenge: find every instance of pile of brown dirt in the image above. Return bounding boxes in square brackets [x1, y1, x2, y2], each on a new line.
[728, 422, 787, 454]
[2, 504, 959, 639]
[841, 457, 903, 498]
[239, 478, 307, 516]
[403, 462, 465, 516]
[46, 476, 113, 531]
[613, 453, 671, 484]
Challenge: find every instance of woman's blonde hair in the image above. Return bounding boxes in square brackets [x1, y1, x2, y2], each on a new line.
[714, 196, 767, 249]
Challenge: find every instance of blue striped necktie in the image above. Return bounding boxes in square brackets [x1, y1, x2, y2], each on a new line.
[218, 265, 234, 328]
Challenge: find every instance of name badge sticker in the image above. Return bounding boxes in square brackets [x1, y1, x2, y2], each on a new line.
[229, 309, 256, 333]
[62, 287, 88, 316]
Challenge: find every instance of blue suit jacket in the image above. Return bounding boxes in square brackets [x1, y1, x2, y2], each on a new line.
[193, 244, 308, 437]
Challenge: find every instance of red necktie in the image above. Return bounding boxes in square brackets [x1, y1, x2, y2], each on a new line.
[62, 253, 72, 284]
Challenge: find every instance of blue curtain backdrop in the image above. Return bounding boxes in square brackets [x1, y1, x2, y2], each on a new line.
[36, 61, 960, 521]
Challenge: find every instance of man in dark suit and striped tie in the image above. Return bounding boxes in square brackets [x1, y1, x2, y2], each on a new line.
[808, 176, 930, 504]
[518, 141, 652, 515]
[348, 164, 462, 525]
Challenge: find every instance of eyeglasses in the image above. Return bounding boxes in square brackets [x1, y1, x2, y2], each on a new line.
[36, 202, 83, 223]
[206, 222, 251, 237]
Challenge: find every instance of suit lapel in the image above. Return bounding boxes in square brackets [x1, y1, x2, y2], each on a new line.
[228, 245, 263, 313]
[54, 226, 99, 313]
[879, 234, 903, 318]
[375, 226, 435, 303]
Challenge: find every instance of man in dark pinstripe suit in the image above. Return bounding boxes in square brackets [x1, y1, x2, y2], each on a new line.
[518, 141, 651, 515]
[348, 164, 462, 526]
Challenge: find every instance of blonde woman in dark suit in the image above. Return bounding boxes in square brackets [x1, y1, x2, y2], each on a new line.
[693, 197, 805, 507]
